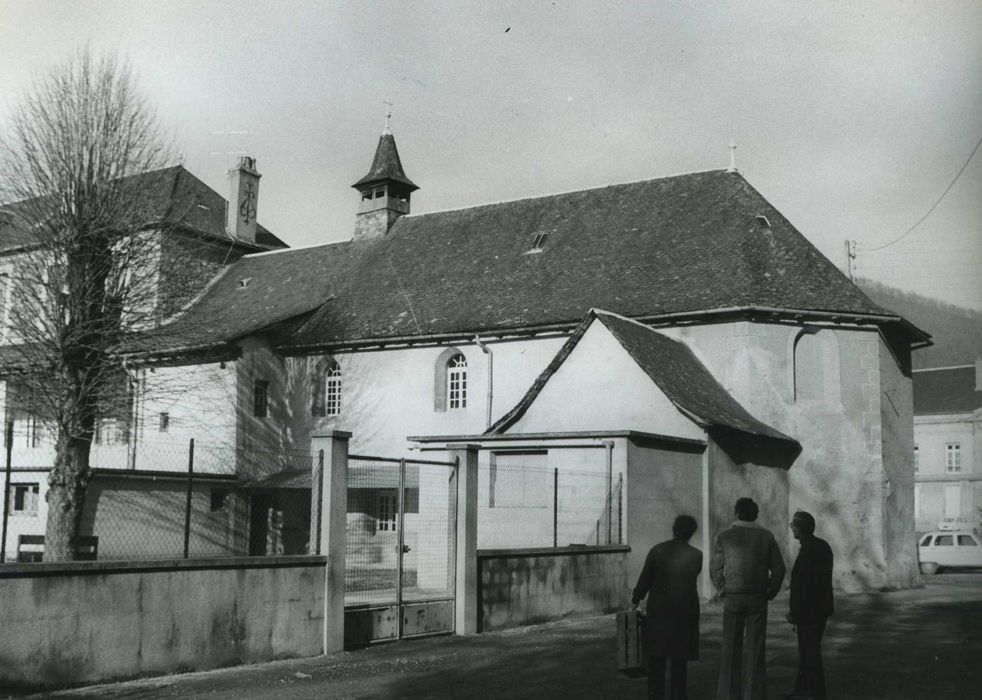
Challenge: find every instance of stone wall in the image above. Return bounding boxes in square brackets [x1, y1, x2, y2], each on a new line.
[477, 545, 630, 632]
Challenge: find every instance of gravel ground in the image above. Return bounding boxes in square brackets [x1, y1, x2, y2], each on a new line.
[10, 573, 982, 700]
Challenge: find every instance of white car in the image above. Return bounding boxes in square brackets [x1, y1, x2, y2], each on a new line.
[917, 531, 982, 574]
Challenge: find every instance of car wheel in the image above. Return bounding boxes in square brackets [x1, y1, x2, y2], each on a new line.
[920, 562, 939, 575]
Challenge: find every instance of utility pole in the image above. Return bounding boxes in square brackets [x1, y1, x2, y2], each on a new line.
[844, 240, 857, 280]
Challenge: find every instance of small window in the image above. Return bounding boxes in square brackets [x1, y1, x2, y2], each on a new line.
[254, 380, 269, 418]
[935, 535, 954, 546]
[378, 490, 397, 532]
[946, 443, 962, 473]
[158, 412, 170, 433]
[26, 416, 40, 448]
[361, 191, 372, 202]
[919, 534, 933, 547]
[530, 231, 550, 250]
[210, 489, 229, 512]
[325, 363, 342, 416]
[374, 187, 386, 199]
[913, 445, 919, 473]
[11, 483, 40, 516]
[447, 354, 467, 410]
[957, 535, 978, 547]
[755, 215, 771, 228]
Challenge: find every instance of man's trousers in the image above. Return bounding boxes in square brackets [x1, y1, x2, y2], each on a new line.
[716, 593, 768, 700]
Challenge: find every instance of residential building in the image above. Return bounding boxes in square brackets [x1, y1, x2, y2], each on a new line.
[913, 360, 982, 532]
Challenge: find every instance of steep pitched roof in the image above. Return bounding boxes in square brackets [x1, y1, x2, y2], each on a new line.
[489, 309, 799, 450]
[913, 365, 982, 415]
[285, 170, 926, 350]
[0, 165, 286, 254]
[118, 241, 363, 360]
[352, 134, 418, 191]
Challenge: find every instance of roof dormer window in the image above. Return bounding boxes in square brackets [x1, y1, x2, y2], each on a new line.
[528, 231, 550, 252]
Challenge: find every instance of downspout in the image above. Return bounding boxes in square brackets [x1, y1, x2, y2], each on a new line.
[473, 335, 493, 430]
[603, 440, 614, 544]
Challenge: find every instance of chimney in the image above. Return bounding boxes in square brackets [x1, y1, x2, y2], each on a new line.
[226, 156, 261, 244]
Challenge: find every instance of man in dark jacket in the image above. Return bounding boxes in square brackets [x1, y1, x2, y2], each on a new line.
[783, 510, 834, 700]
[711, 497, 786, 700]
[632, 514, 702, 700]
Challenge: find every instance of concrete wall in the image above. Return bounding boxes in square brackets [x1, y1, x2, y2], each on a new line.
[0, 556, 326, 689]
[706, 439, 791, 591]
[477, 545, 630, 632]
[624, 439, 704, 589]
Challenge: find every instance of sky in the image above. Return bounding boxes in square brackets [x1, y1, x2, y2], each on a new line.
[1, 0, 980, 310]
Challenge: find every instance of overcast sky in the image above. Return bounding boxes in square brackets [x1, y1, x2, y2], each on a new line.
[1, 1, 980, 309]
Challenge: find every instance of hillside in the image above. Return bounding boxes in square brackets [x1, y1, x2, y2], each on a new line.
[858, 279, 982, 369]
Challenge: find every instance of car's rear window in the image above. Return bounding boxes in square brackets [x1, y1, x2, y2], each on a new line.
[935, 535, 954, 546]
[957, 535, 978, 546]
[920, 535, 933, 546]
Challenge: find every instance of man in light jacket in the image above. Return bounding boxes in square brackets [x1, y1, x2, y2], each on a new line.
[711, 497, 786, 700]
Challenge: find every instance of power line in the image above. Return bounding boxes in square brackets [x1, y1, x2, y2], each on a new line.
[859, 132, 982, 252]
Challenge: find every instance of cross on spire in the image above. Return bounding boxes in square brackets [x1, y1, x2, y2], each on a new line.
[383, 99, 393, 135]
[727, 140, 738, 173]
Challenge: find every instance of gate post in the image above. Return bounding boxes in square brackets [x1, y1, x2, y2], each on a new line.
[311, 430, 350, 654]
[448, 443, 480, 635]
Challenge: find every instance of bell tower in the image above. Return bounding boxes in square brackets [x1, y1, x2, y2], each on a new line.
[352, 114, 418, 241]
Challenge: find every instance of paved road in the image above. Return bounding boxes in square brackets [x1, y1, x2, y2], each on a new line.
[17, 574, 982, 700]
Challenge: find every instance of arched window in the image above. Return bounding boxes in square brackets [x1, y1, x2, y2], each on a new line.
[312, 357, 341, 417]
[447, 354, 467, 410]
[791, 328, 840, 403]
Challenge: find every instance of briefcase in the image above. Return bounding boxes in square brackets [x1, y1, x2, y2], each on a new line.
[615, 609, 647, 677]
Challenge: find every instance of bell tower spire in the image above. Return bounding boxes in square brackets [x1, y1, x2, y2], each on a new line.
[352, 112, 418, 241]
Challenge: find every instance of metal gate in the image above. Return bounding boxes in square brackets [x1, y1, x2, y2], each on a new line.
[344, 454, 457, 647]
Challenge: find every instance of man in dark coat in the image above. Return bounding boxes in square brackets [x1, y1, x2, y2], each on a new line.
[783, 510, 834, 700]
[711, 497, 786, 700]
[632, 514, 702, 700]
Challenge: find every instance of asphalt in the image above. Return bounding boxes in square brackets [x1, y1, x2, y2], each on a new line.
[11, 573, 982, 700]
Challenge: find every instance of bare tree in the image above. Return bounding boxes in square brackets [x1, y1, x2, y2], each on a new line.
[0, 49, 171, 560]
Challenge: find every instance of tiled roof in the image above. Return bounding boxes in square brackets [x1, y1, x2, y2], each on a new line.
[286, 170, 923, 349]
[489, 309, 799, 449]
[118, 241, 363, 358]
[0, 165, 286, 253]
[352, 134, 418, 191]
[913, 366, 982, 415]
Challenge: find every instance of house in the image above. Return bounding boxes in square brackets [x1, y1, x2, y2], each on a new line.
[912, 360, 982, 532]
[107, 129, 930, 591]
[0, 158, 287, 561]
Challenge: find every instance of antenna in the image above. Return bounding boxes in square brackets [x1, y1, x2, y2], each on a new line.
[727, 140, 738, 173]
[383, 99, 393, 135]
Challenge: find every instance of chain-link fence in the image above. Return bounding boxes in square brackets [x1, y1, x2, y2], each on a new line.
[477, 459, 623, 550]
[0, 434, 317, 563]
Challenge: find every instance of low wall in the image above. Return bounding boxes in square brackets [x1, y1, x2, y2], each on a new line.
[477, 545, 630, 632]
[0, 555, 326, 690]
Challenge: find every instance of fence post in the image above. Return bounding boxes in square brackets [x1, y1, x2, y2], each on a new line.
[311, 430, 350, 654]
[553, 468, 558, 548]
[309, 449, 324, 554]
[183, 438, 194, 559]
[448, 443, 479, 635]
[1, 421, 13, 563]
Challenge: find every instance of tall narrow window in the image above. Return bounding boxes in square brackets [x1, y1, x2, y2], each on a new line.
[378, 490, 397, 531]
[254, 380, 269, 418]
[946, 443, 961, 473]
[447, 354, 467, 410]
[325, 362, 342, 416]
[11, 483, 39, 516]
[913, 445, 919, 473]
[159, 412, 170, 432]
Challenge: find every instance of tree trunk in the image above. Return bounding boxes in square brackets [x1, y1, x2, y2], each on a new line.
[44, 434, 92, 561]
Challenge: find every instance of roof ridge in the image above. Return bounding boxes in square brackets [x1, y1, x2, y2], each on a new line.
[244, 239, 350, 259]
[401, 168, 733, 221]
